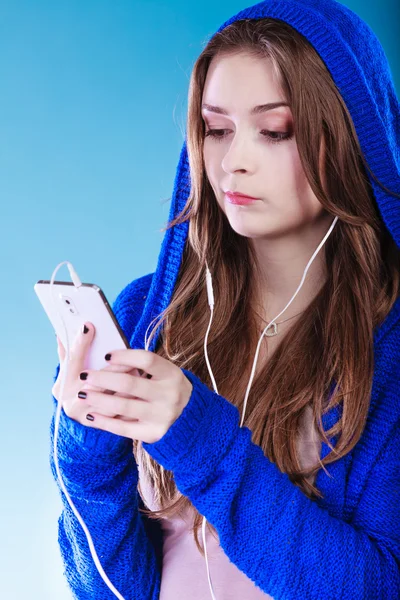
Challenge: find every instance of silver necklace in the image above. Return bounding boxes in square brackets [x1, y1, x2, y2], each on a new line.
[254, 308, 305, 337]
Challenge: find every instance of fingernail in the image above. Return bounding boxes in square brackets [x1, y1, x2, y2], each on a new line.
[86, 414, 94, 421]
[80, 372, 88, 380]
[82, 324, 89, 334]
[105, 353, 112, 361]
[78, 391, 87, 399]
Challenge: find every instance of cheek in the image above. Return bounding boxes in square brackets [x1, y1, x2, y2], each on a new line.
[294, 176, 326, 221]
[286, 148, 323, 210]
[203, 147, 222, 195]
[278, 143, 304, 185]
[203, 144, 219, 174]
[292, 155, 311, 199]
[265, 147, 324, 223]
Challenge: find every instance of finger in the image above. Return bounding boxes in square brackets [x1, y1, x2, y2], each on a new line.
[83, 412, 159, 442]
[77, 389, 151, 421]
[103, 349, 170, 380]
[80, 382, 116, 395]
[101, 364, 141, 375]
[101, 364, 152, 381]
[99, 366, 148, 394]
[84, 369, 156, 402]
[78, 365, 139, 397]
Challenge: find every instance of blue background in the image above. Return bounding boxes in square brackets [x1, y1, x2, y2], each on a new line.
[1, 1, 398, 598]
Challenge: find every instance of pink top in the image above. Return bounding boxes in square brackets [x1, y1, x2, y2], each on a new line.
[137, 404, 321, 600]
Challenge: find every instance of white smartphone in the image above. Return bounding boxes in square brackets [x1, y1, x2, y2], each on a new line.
[34, 279, 130, 371]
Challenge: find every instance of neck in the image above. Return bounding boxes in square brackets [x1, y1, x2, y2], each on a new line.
[250, 215, 332, 320]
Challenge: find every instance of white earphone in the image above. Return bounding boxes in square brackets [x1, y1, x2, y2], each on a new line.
[195, 215, 338, 600]
[51, 261, 127, 599]
[51, 214, 338, 600]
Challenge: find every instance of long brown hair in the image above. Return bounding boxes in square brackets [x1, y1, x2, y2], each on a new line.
[135, 18, 400, 556]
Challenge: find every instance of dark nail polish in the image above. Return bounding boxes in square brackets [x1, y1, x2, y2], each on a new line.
[105, 353, 112, 361]
[86, 414, 94, 421]
[82, 324, 89, 334]
[78, 391, 87, 399]
[80, 372, 88, 380]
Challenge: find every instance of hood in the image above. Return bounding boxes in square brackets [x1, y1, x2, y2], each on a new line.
[131, 0, 400, 352]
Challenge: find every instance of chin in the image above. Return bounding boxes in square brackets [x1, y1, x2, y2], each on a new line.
[227, 223, 279, 239]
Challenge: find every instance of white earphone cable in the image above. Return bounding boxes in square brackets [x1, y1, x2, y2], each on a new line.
[49, 215, 338, 600]
[201, 215, 338, 599]
[51, 261, 126, 600]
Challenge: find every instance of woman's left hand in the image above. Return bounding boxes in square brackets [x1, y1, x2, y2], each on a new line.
[77, 349, 193, 444]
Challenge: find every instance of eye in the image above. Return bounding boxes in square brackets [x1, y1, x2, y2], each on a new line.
[204, 129, 293, 144]
[204, 129, 228, 140]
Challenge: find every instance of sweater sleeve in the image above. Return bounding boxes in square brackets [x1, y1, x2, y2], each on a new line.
[142, 367, 400, 600]
[49, 273, 162, 600]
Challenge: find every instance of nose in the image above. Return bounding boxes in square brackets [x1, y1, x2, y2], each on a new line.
[221, 133, 255, 175]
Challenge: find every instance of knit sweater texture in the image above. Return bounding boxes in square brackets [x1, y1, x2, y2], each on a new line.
[49, 1, 400, 598]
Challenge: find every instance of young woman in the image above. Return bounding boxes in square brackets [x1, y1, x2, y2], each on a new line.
[51, 1, 400, 598]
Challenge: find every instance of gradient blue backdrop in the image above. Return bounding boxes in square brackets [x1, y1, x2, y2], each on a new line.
[1, 1, 398, 598]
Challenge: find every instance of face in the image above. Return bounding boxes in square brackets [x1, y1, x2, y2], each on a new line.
[202, 52, 330, 241]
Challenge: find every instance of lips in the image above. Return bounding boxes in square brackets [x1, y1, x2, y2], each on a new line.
[225, 191, 260, 205]
[225, 191, 259, 200]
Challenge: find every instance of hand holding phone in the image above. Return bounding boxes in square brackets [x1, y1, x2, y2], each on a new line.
[53, 322, 143, 425]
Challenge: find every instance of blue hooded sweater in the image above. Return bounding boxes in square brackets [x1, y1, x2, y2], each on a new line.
[49, 1, 400, 598]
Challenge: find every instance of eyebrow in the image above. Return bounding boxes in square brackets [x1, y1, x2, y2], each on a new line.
[201, 101, 290, 115]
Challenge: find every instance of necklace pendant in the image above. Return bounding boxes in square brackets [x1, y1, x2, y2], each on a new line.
[265, 322, 278, 337]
